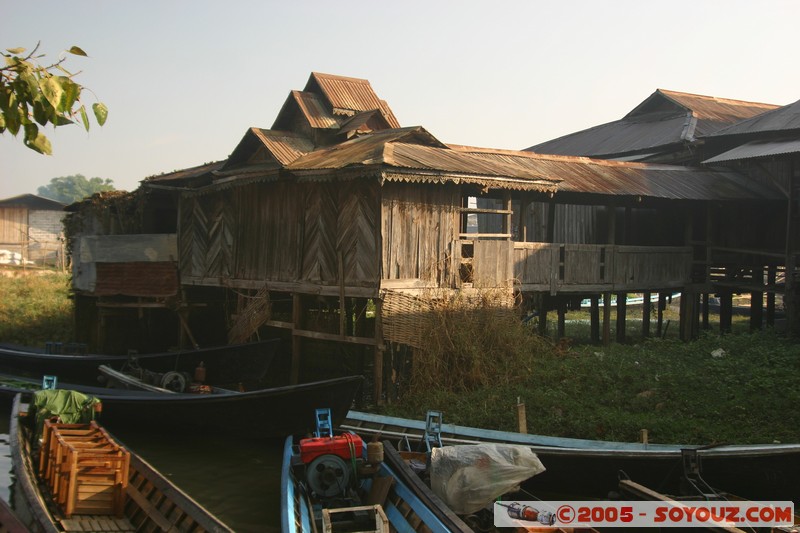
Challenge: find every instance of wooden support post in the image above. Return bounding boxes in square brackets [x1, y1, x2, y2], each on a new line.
[750, 286, 764, 332]
[602, 292, 611, 345]
[657, 292, 666, 337]
[374, 298, 384, 405]
[719, 291, 733, 334]
[767, 265, 776, 327]
[517, 397, 527, 434]
[702, 293, 710, 330]
[679, 289, 699, 341]
[590, 296, 600, 343]
[557, 299, 566, 340]
[291, 293, 302, 384]
[642, 291, 651, 338]
[616, 292, 627, 343]
[537, 294, 548, 337]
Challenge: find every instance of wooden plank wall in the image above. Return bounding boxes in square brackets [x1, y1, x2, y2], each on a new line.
[181, 180, 380, 288]
[0, 207, 25, 244]
[381, 183, 459, 286]
[514, 243, 692, 292]
[523, 202, 597, 243]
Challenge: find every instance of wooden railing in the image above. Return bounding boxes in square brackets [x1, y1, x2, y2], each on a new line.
[513, 243, 692, 294]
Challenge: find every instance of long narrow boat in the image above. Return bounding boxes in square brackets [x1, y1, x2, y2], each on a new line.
[281, 432, 461, 533]
[0, 495, 29, 533]
[9, 392, 233, 533]
[342, 411, 800, 504]
[0, 339, 279, 389]
[1, 373, 364, 439]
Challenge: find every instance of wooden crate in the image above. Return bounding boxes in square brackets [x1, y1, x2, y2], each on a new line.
[322, 505, 389, 533]
[38, 420, 130, 518]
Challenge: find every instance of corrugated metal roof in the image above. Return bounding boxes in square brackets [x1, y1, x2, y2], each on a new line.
[287, 127, 557, 191]
[307, 72, 401, 127]
[703, 138, 800, 164]
[0, 194, 65, 210]
[451, 145, 782, 202]
[291, 90, 340, 130]
[252, 129, 315, 165]
[706, 98, 800, 138]
[143, 161, 223, 184]
[527, 89, 778, 158]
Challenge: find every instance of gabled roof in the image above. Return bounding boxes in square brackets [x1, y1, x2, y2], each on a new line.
[286, 127, 558, 191]
[452, 145, 782, 202]
[222, 128, 315, 171]
[272, 72, 400, 133]
[706, 98, 800, 138]
[527, 89, 777, 160]
[143, 161, 223, 186]
[0, 194, 65, 210]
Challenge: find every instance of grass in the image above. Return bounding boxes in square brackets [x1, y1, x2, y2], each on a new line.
[1, 270, 796, 445]
[0, 268, 74, 346]
[379, 300, 800, 446]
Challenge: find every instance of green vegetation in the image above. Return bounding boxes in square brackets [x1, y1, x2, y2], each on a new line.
[0, 269, 73, 346]
[1, 271, 796, 446]
[381, 300, 800, 446]
[38, 174, 115, 203]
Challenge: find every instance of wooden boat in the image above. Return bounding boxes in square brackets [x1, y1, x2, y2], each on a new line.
[0, 373, 364, 439]
[281, 432, 462, 532]
[97, 365, 233, 393]
[9, 391, 233, 533]
[0, 339, 279, 389]
[0, 495, 29, 533]
[342, 411, 800, 504]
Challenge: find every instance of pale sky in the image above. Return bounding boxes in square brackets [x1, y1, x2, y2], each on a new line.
[2, 0, 799, 198]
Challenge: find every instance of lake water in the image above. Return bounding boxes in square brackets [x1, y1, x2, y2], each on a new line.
[0, 400, 284, 532]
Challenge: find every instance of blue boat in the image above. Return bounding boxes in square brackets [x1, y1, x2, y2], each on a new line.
[280, 410, 467, 533]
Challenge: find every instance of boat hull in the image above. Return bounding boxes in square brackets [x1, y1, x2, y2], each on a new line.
[343, 411, 800, 503]
[0, 339, 279, 388]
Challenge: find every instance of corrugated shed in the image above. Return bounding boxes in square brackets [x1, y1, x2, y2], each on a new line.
[703, 138, 800, 164]
[706, 98, 800, 137]
[451, 145, 783, 201]
[94, 262, 178, 297]
[0, 194, 64, 210]
[222, 128, 313, 172]
[527, 89, 777, 158]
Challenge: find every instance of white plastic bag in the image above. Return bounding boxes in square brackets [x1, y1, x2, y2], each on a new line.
[429, 444, 546, 514]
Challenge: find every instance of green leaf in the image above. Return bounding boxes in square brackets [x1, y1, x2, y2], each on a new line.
[57, 77, 79, 113]
[79, 105, 90, 131]
[92, 102, 108, 126]
[41, 77, 64, 110]
[5, 47, 25, 55]
[67, 46, 88, 57]
[32, 99, 49, 126]
[25, 131, 53, 155]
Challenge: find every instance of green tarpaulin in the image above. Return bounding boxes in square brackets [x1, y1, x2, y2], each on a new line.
[31, 389, 101, 440]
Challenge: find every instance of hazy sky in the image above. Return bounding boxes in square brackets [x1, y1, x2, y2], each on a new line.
[2, 0, 798, 198]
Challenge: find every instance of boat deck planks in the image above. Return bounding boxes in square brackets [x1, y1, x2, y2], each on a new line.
[59, 516, 134, 532]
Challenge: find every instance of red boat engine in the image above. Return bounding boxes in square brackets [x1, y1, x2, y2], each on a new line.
[299, 433, 363, 498]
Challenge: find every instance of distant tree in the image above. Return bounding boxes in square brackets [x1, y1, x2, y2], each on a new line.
[38, 174, 115, 203]
[0, 42, 108, 155]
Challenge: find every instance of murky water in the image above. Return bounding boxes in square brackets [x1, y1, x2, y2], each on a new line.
[0, 400, 284, 532]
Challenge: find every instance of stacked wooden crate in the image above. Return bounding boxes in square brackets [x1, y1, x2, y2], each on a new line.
[37, 420, 130, 518]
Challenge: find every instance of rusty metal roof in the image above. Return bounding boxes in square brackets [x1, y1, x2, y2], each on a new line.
[287, 127, 558, 191]
[451, 145, 782, 202]
[222, 128, 313, 172]
[703, 138, 800, 164]
[143, 161, 223, 185]
[306, 73, 400, 128]
[527, 89, 778, 158]
[706, 98, 800, 138]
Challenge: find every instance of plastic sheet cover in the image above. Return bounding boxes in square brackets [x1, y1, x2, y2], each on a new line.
[429, 443, 546, 514]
